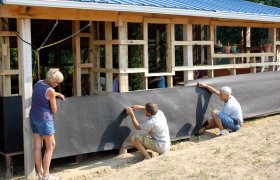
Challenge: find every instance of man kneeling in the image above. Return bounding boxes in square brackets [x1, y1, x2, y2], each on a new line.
[198, 82, 243, 136]
[126, 103, 170, 159]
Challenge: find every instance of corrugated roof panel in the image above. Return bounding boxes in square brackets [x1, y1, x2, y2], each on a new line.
[3, 0, 280, 22]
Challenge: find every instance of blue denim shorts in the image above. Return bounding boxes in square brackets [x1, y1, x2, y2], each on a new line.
[30, 118, 55, 136]
[217, 112, 240, 131]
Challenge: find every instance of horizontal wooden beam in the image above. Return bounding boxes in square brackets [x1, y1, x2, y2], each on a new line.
[145, 72, 175, 77]
[212, 53, 275, 58]
[276, 41, 280, 45]
[92, 40, 119, 45]
[78, 63, 93, 68]
[0, 31, 16, 37]
[211, 20, 279, 28]
[119, 40, 147, 45]
[144, 18, 173, 24]
[0, 69, 19, 75]
[173, 62, 280, 71]
[173, 41, 213, 46]
[92, 67, 118, 73]
[92, 40, 147, 45]
[119, 68, 147, 74]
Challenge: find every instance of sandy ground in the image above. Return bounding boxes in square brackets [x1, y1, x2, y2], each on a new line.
[3, 115, 280, 180]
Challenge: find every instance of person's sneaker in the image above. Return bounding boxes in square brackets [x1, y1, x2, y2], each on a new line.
[219, 130, 229, 136]
[42, 175, 60, 180]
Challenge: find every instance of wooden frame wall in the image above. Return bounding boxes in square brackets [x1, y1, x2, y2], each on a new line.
[70, 18, 280, 93]
[1, 6, 280, 179]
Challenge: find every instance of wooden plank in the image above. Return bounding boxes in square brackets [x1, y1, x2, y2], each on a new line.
[17, 18, 36, 180]
[207, 25, 214, 78]
[276, 42, 280, 45]
[230, 57, 236, 75]
[92, 40, 147, 45]
[173, 62, 280, 71]
[78, 63, 93, 68]
[119, 40, 147, 45]
[145, 72, 175, 77]
[250, 57, 256, 73]
[173, 41, 213, 46]
[105, 22, 113, 92]
[143, 22, 148, 89]
[212, 52, 275, 58]
[201, 25, 205, 65]
[89, 24, 95, 95]
[0, 19, 4, 96]
[0, 31, 16, 37]
[211, 20, 278, 28]
[144, 18, 173, 24]
[245, 27, 251, 64]
[72, 21, 82, 96]
[1, 19, 11, 96]
[183, 24, 193, 83]
[269, 27, 277, 71]
[92, 67, 118, 73]
[119, 68, 148, 74]
[0, 5, 119, 21]
[118, 21, 129, 92]
[92, 40, 119, 45]
[0, 70, 19, 75]
[166, 23, 175, 87]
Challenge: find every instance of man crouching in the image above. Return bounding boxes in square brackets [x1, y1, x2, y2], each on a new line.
[126, 103, 170, 159]
[198, 82, 243, 136]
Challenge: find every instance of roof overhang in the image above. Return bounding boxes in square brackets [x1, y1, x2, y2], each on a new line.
[3, 0, 280, 23]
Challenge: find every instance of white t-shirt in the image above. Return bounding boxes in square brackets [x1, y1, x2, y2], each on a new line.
[222, 96, 243, 122]
[140, 110, 171, 154]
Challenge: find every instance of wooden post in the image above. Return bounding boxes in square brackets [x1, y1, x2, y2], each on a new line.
[207, 26, 214, 78]
[250, 57, 256, 73]
[89, 23, 95, 95]
[0, 19, 4, 96]
[105, 22, 113, 92]
[230, 58, 236, 75]
[183, 24, 193, 84]
[201, 25, 205, 65]
[0, 18, 11, 96]
[72, 21, 82, 96]
[166, 23, 174, 87]
[143, 22, 148, 90]
[118, 21, 129, 92]
[17, 18, 35, 180]
[246, 27, 251, 64]
[92, 22, 100, 92]
[269, 27, 276, 71]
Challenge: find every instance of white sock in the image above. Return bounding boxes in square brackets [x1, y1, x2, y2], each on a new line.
[220, 130, 225, 135]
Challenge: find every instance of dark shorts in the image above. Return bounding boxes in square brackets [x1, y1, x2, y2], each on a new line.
[30, 117, 55, 136]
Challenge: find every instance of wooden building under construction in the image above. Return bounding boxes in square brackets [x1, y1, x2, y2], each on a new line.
[1, 0, 280, 178]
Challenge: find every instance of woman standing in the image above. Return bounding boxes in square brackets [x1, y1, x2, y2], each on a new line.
[29, 68, 64, 180]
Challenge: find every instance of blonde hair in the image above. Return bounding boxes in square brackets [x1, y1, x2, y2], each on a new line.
[45, 68, 64, 84]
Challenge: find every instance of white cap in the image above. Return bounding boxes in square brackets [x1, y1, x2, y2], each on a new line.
[220, 86, 232, 95]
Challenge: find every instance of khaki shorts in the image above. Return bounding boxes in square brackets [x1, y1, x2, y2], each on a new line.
[135, 135, 158, 152]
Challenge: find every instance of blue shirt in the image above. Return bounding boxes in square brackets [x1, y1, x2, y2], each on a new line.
[157, 76, 166, 88]
[29, 80, 53, 121]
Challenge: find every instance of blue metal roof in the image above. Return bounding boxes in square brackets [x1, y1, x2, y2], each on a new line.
[3, 0, 280, 22]
[66, 0, 280, 17]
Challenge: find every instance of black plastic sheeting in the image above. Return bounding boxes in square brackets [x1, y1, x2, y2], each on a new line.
[0, 96, 23, 153]
[53, 71, 280, 158]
